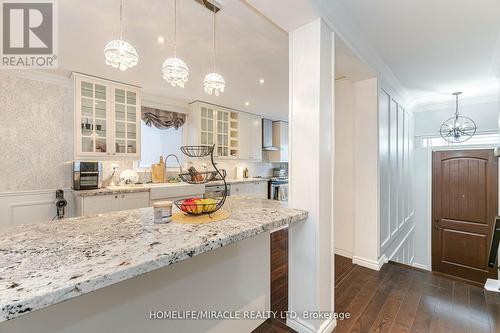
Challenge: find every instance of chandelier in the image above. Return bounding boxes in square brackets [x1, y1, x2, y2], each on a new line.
[162, 0, 189, 87]
[104, 0, 138, 71]
[204, 3, 225, 96]
[439, 92, 477, 143]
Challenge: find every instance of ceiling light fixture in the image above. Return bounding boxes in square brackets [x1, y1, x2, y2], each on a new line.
[204, 2, 225, 96]
[245, 101, 250, 106]
[439, 92, 477, 143]
[104, 0, 139, 71]
[259, 78, 265, 84]
[162, 0, 189, 88]
[157, 36, 165, 44]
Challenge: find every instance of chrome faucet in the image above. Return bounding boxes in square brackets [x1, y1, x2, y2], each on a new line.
[163, 154, 183, 176]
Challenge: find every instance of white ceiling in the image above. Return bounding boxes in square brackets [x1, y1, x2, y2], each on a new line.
[337, 0, 500, 106]
[56, 0, 289, 120]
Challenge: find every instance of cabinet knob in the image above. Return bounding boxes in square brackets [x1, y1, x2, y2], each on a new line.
[115, 195, 118, 199]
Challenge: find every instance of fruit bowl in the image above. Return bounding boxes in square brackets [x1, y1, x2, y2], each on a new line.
[174, 197, 223, 215]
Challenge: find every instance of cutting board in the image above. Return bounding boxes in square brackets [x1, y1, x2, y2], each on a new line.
[151, 164, 164, 183]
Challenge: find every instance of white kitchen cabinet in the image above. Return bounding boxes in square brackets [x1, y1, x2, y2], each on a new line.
[239, 113, 262, 161]
[75, 192, 150, 216]
[188, 102, 238, 158]
[118, 192, 150, 210]
[74, 73, 141, 160]
[231, 181, 268, 199]
[264, 121, 288, 163]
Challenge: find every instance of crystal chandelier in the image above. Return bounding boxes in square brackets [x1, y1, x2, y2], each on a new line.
[439, 92, 477, 143]
[204, 3, 225, 96]
[104, 0, 138, 71]
[162, 0, 189, 87]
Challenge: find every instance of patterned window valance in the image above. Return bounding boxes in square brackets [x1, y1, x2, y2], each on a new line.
[141, 106, 186, 130]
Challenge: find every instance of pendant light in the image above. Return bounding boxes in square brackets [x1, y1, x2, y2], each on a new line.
[439, 92, 477, 143]
[104, 0, 139, 71]
[161, 0, 189, 87]
[204, 3, 225, 96]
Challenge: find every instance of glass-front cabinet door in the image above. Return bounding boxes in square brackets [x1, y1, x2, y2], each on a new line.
[77, 78, 109, 157]
[200, 106, 215, 147]
[74, 73, 141, 160]
[216, 110, 230, 157]
[113, 86, 140, 158]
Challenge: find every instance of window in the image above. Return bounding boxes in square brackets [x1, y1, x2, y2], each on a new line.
[139, 121, 184, 168]
[421, 133, 499, 148]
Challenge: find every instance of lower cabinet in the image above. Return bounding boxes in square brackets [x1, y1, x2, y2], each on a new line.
[76, 192, 150, 216]
[231, 181, 268, 199]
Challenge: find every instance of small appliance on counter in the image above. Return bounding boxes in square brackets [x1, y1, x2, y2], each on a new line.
[269, 177, 288, 201]
[272, 167, 287, 178]
[73, 161, 103, 190]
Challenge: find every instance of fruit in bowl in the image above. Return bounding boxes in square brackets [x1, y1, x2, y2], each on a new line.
[177, 197, 219, 215]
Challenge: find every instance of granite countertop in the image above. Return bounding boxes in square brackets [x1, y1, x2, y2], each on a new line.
[72, 186, 151, 197]
[0, 196, 307, 322]
[73, 179, 269, 197]
[213, 177, 270, 185]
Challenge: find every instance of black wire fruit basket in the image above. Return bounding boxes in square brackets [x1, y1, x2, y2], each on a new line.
[174, 144, 228, 215]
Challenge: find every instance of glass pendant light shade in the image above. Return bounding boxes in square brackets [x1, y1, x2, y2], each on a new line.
[104, 0, 138, 71]
[162, 57, 189, 87]
[162, 0, 189, 87]
[204, 72, 225, 96]
[104, 39, 139, 71]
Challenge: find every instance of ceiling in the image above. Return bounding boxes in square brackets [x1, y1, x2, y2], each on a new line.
[56, 0, 289, 120]
[337, 0, 500, 106]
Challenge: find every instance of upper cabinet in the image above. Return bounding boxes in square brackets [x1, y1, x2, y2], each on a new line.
[188, 102, 238, 159]
[188, 102, 262, 160]
[264, 121, 288, 163]
[239, 112, 262, 161]
[74, 73, 141, 160]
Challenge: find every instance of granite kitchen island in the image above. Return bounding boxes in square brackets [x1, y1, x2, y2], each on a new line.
[0, 196, 307, 333]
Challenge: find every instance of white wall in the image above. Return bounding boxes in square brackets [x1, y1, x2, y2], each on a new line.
[334, 79, 355, 258]
[412, 99, 499, 270]
[352, 77, 381, 269]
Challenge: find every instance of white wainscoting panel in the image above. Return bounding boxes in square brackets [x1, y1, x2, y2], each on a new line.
[0, 189, 76, 231]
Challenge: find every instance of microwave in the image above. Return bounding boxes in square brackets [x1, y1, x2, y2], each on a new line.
[73, 161, 103, 190]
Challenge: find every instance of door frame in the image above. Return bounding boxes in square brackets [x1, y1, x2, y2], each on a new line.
[426, 143, 498, 271]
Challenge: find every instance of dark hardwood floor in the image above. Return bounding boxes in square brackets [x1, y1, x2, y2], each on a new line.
[270, 227, 289, 324]
[335, 254, 356, 287]
[254, 236, 500, 333]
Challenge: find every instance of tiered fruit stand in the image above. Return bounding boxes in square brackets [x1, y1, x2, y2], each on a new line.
[174, 145, 228, 215]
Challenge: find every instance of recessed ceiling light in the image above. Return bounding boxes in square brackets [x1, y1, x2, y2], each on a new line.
[259, 78, 265, 84]
[157, 36, 165, 44]
[245, 101, 250, 106]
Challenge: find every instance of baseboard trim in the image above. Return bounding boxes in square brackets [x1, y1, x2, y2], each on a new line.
[412, 262, 430, 271]
[334, 248, 353, 259]
[287, 317, 337, 333]
[352, 255, 387, 271]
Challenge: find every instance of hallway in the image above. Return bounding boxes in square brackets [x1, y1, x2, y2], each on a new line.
[255, 259, 500, 332]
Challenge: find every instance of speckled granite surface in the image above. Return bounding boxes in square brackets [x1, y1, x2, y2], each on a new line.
[72, 186, 151, 197]
[0, 196, 306, 322]
[212, 177, 270, 185]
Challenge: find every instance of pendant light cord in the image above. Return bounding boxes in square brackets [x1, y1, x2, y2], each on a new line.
[213, 5, 216, 72]
[455, 93, 459, 118]
[174, 0, 177, 56]
[119, 0, 123, 39]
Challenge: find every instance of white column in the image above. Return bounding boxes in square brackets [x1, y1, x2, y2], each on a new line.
[288, 18, 335, 333]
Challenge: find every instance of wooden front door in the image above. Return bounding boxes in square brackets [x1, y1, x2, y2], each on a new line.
[432, 149, 498, 283]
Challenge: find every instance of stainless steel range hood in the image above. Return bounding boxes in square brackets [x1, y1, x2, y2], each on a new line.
[262, 119, 279, 151]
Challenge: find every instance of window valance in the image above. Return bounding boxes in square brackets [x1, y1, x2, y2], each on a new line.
[141, 107, 186, 130]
